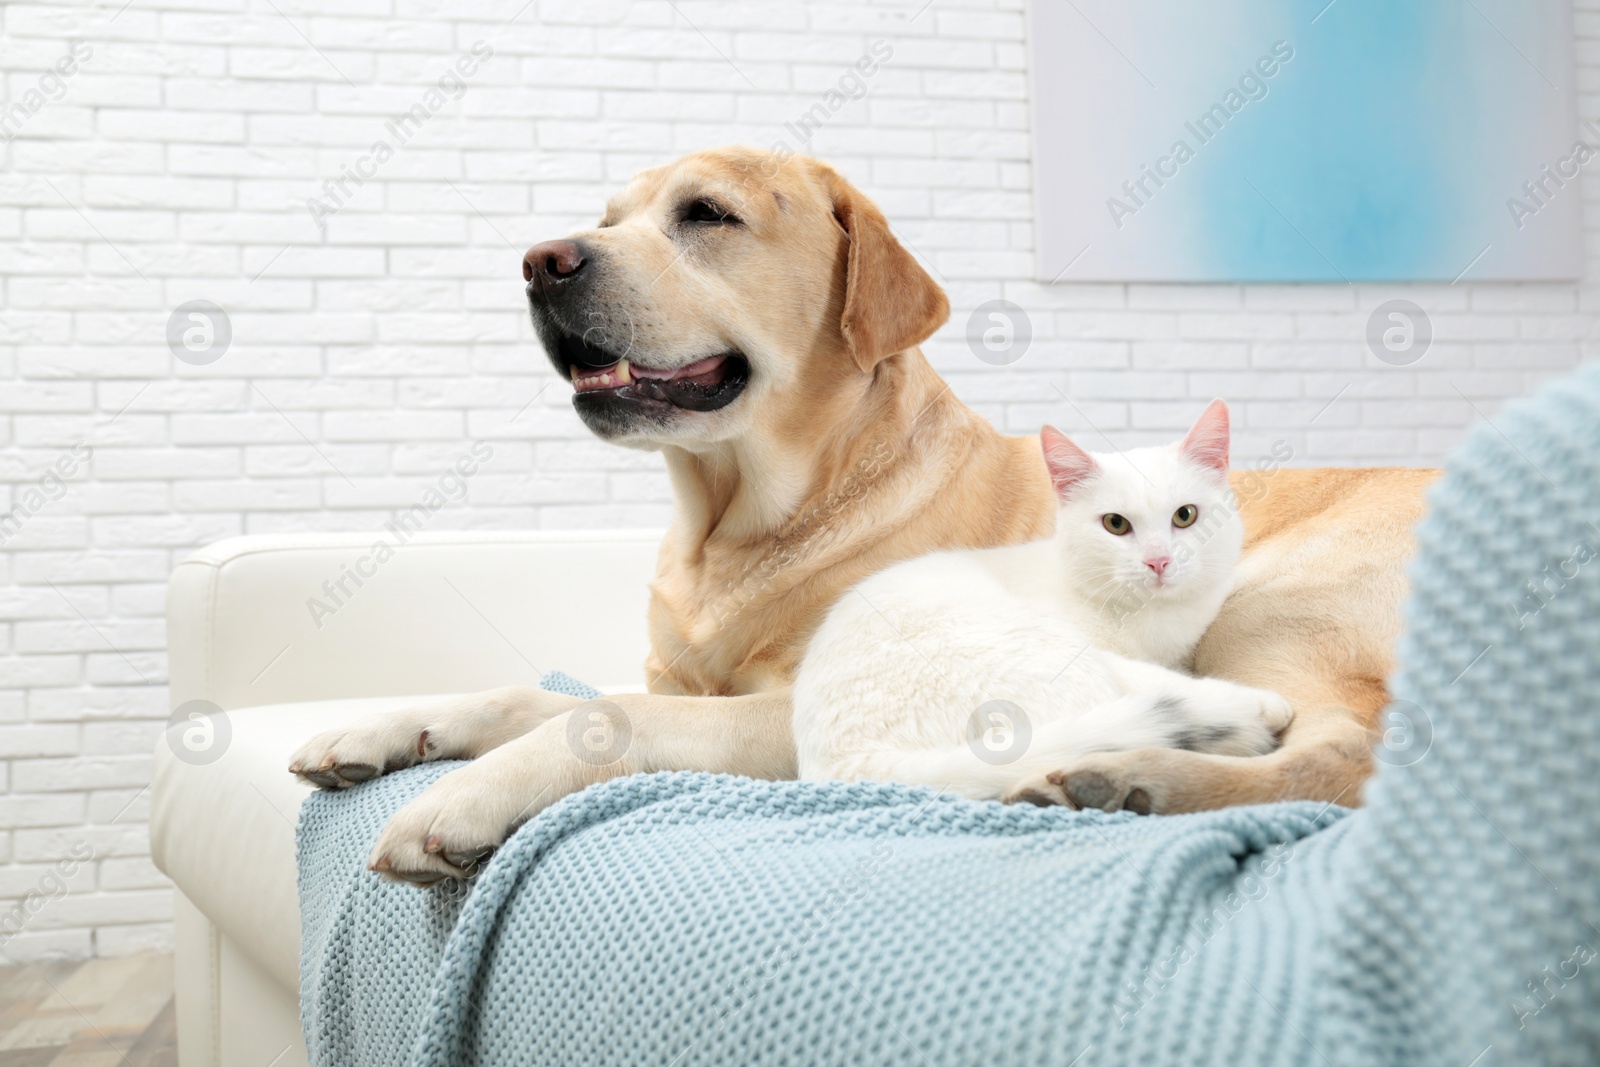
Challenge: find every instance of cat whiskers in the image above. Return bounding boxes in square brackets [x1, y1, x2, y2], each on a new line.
[1081, 570, 1136, 620]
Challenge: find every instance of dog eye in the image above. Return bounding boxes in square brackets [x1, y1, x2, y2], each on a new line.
[683, 199, 740, 226]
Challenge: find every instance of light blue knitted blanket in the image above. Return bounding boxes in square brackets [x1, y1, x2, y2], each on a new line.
[299, 366, 1600, 1066]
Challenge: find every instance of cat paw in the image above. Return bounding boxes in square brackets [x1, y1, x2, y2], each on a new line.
[1236, 687, 1295, 754]
[1255, 690, 1294, 734]
[1177, 681, 1294, 756]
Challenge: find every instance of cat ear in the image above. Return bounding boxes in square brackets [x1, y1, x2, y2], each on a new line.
[1041, 425, 1098, 499]
[1180, 399, 1231, 474]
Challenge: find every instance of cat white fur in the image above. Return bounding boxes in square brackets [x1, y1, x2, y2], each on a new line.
[791, 400, 1292, 804]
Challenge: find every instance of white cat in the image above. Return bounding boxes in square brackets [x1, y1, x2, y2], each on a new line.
[791, 400, 1292, 807]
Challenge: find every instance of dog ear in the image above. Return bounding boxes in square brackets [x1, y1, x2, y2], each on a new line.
[822, 167, 950, 372]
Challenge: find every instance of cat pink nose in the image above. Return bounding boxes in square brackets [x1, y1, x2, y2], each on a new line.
[1145, 556, 1171, 578]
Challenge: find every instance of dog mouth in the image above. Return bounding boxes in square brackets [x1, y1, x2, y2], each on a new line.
[555, 331, 750, 413]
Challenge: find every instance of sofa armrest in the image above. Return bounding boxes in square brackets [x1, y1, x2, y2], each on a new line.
[166, 530, 663, 710]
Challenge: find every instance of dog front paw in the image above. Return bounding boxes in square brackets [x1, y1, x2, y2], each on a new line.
[289, 717, 430, 790]
[367, 764, 521, 884]
[289, 686, 579, 790]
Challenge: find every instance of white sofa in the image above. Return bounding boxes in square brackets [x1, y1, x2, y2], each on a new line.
[151, 530, 663, 1067]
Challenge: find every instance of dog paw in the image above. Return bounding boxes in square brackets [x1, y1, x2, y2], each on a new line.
[288, 686, 580, 790]
[367, 765, 520, 884]
[1003, 755, 1165, 815]
[1001, 776, 1074, 808]
[1051, 768, 1156, 814]
[288, 715, 432, 790]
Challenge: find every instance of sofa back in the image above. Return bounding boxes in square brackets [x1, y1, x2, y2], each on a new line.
[167, 530, 662, 710]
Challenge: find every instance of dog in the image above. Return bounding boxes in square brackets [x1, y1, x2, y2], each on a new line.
[290, 146, 1432, 883]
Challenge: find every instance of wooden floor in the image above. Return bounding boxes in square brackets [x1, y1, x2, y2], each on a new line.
[0, 955, 175, 1066]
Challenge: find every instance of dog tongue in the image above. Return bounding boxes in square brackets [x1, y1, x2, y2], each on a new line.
[632, 354, 726, 384]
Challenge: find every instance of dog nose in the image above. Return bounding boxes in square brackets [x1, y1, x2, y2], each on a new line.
[1145, 555, 1171, 578]
[523, 240, 586, 295]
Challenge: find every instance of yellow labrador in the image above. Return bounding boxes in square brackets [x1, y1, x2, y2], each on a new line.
[290, 147, 1430, 883]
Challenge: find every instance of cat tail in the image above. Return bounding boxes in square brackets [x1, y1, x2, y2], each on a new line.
[829, 691, 1192, 803]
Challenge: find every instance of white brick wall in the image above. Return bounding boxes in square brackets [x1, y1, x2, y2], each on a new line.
[0, 0, 1596, 958]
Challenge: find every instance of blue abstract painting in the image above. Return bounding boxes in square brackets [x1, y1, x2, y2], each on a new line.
[1028, 0, 1582, 282]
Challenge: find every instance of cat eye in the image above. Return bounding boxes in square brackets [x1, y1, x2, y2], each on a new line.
[1102, 514, 1132, 536]
[1172, 504, 1199, 528]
